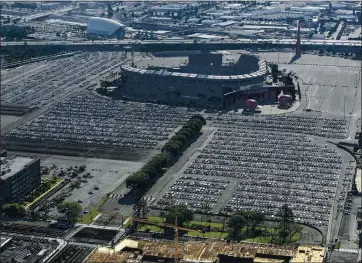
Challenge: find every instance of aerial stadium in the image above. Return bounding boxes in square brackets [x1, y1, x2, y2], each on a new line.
[119, 52, 296, 109]
[87, 17, 125, 39]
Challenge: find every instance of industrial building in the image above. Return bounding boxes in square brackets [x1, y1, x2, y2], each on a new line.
[0, 156, 41, 202]
[87, 17, 125, 39]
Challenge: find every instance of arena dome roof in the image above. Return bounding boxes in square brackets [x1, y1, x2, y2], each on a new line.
[87, 17, 124, 36]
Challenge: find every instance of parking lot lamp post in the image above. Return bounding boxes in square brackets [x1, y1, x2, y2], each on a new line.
[344, 95, 346, 120]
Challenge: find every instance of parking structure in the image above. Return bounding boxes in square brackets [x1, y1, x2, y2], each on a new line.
[0, 234, 60, 263]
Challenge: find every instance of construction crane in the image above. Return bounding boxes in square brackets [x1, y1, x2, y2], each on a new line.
[101, 212, 199, 263]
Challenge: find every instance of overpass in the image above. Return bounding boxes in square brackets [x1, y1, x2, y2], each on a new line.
[1, 38, 361, 55]
[24, 6, 74, 22]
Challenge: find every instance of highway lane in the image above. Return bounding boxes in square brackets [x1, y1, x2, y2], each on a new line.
[2, 38, 361, 47]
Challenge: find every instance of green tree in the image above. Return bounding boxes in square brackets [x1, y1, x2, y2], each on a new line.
[58, 202, 82, 223]
[172, 134, 187, 146]
[188, 118, 203, 130]
[125, 171, 151, 190]
[162, 140, 183, 157]
[78, 165, 86, 173]
[30, 210, 39, 220]
[276, 204, 295, 244]
[176, 128, 194, 140]
[165, 204, 193, 227]
[70, 180, 81, 189]
[248, 211, 265, 231]
[2, 203, 26, 217]
[136, 198, 148, 218]
[228, 211, 246, 240]
[40, 200, 51, 219]
[142, 153, 169, 178]
[191, 114, 206, 125]
[269, 63, 280, 83]
[243, 211, 265, 238]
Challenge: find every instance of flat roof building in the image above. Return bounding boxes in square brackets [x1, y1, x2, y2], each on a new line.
[0, 156, 41, 202]
[290, 246, 326, 263]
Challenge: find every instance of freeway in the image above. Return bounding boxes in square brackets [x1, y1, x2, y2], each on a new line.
[2, 38, 361, 47]
[24, 6, 74, 21]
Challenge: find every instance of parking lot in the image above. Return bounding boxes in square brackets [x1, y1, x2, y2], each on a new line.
[4, 92, 197, 160]
[153, 116, 347, 229]
[1, 51, 358, 242]
[1, 52, 125, 107]
[258, 52, 361, 117]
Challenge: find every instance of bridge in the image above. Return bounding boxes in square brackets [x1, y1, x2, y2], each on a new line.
[24, 6, 74, 22]
[3, 38, 361, 47]
[1, 38, 361, 54]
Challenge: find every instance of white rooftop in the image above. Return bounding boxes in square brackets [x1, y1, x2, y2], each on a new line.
[0, 237, 12, 249]
[1, 156, 36, 180]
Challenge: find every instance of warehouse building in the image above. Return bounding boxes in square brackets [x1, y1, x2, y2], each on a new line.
[0, 156, 41, 202]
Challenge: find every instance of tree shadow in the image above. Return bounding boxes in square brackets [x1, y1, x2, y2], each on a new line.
[288, 55, 301, 64]
[118, 191, 140, 205]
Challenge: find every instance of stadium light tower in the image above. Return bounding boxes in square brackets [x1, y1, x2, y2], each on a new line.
[296, 20, 301, 58]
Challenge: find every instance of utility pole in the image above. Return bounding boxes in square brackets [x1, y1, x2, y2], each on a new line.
[356, 72, 359, 88]
[296, 20, 301, 58]
[277, 50, 279, 64]
[344, 95, 346, 120]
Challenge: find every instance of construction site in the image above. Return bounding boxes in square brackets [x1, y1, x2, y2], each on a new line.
[84, 238, 325, 263]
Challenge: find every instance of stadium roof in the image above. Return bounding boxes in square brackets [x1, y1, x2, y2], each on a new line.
[87, 17, 124, 36]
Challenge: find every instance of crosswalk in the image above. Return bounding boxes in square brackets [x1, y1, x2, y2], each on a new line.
[108, 193, 123, 199]
[68, 241, 98, 248]
[108, 193, 156, 202]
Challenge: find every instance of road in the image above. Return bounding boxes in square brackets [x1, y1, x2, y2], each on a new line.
[24, 6, 74, 21]
[2, 38, 361, 47]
